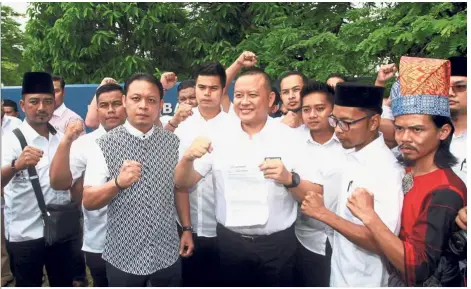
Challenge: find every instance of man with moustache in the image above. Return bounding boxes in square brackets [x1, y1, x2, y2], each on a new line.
[174, 68, 323, 286]
[279, 71, 308, 128]
[294, 80, 343, 286]
[82, 74, 193, 286]
[49, 83, 127, 287]
[301, 82, 404, 286]
[160, 79, 197, 128]
[448, 56, 467, 184]
[173, 62, 233, 286]
[1, 72, 80, 286]
[346, 56, 466, 286]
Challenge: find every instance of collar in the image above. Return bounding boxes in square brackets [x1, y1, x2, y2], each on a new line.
[193, 107, 225, 123]
[236, 116, 275, 139]
[123, 120, 155, 139]
[301, 125, 339, 146]
[347, 133, 386, 164]
[53, 103, 67, 117]
[20, 120, 57, 142]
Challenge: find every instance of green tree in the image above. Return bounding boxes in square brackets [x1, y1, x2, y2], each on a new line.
[1, 5, 30, 86]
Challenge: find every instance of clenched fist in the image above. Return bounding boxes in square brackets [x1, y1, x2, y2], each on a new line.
[171, 103, 193, 127]
[259, 158, 291, 185]
[183, 137, 212, 162]
[100, 77, 118, 87]
[456, 206, 467, 231]
[65, 119, 84, 142]
[15, 146, 44, 171]
[281, 111, 303, 128]
[237, 51, 258, 68]
[116, 160, 142, 189]
[301, 191, 326, 220]
[375, 64, 397, 86]
[346, 187, 375, 222]
[161, 72, 178, 90]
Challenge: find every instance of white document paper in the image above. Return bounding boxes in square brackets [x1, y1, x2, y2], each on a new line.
[223, 162, 269, 227]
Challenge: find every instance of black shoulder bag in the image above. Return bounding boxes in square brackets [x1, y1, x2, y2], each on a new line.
[13, 127, 81, 246]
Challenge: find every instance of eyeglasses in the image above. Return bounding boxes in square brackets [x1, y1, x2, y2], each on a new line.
[451, 84, 467, 93]
[328, 114, 373, 132]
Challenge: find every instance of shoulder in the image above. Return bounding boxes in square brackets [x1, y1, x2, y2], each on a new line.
[426, 187, 464, 213]
[434, 169, 467, 201]
[159, 127, 180, 144]
[9, 116, 23, 127]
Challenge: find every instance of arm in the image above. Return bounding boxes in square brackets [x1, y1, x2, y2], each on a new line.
[174, 156, 203, 190]
[380, 118, 398, 149]
[85, 96, 99, 129]
[49, 137, 74, 190]
[175, 187, 191, 227]
[289, 178, 323, 202]
[1, 166, 16, 188]
[363, 189, 464, 285]
[83, 181, 119, 210]
[174, 137, 212, 189]
[70, 175, 84, 204]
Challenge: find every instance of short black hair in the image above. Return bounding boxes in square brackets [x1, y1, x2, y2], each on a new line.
[272, 87, 281, 106]
[300, 80, 335, 106]
[279, 71, 308, 86]
[124, 73, 164, 100]
[326, 73, 347, 82]
[52, 75, 65, 89]
[177, 79, 196, 92]
[95, 83, 124, 102]
[237, 67, 272, 92]
[2, 99, 18, 112]
[195, 62, 227, 89]
[359, 107, 383, 116]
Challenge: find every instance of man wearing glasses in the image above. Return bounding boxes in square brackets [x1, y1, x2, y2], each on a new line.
[448, 56, 467, 185]
[301, 82, 404, 286]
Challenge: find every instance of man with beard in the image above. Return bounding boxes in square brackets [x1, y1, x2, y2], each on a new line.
[448, 56, 467, 184]
[301, 82, 404, 286]
[49, 83, 127, 287]
[346, 56, 466, 286]
[279, 71, 308, 128]
[294, 80, 343, 286]
[1, 72, 80, 286]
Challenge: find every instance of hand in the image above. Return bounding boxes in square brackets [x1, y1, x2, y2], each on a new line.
[64, 119, 84, 142]
[281, 111, 302, 128]
[236, 51, 258, 68]
[160, 72, 178, 90]
[346, 188, 375, 223]
[15, 146, 44, 171]
[375, 64, 397, 85]
[179, 231, 194, 258]
[183, 137, 213, 161]
[116, 160, 142, 189]
[259, 159, 291, 185]
[456, 206, 467, 230]
[99, 77, 118, 87]
[171, 103, 193, 127]
[301, 191, 327, 219]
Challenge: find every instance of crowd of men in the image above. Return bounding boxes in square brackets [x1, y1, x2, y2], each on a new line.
[0, 51, 467, 287]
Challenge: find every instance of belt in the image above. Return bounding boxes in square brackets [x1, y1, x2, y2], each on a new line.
[217, 223, 293, 242]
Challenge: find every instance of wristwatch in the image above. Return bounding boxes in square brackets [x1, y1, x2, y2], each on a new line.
[181, 226, 193, 232]
[284, 171, 300, 189]
[11, 159, 17, 172]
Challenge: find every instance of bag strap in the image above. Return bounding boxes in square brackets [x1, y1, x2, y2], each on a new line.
[12, 128, 49, 219]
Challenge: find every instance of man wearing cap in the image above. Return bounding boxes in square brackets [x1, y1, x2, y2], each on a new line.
[301, 82, 404, 286]
[347, 57, 466, 286]
[448, 56, 467, 185]
[1, 72, 80, 286]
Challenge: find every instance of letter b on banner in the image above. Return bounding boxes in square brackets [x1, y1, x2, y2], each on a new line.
[163, 103, 173, 114]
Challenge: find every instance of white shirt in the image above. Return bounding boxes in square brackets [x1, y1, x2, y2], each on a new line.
[194, 117, 323, 235]
[84, 121, 155, 187]
[330, 134, 404, 287]
[2, 121, 71, 241]
[174, 108, 231, 237]
[295, 125, 346, 255]
[381, 105, 394, 120]
[2, 116, 22, 136]
[160, 115, 173, 126]
[69, 125, 108, 253]
[450, 131, 467, 185]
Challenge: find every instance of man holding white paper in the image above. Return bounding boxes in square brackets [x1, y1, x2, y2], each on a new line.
[174, 68, 323, 287]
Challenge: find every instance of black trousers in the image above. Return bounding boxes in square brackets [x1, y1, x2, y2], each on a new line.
[70, 235, 86, 285]
[84, 252, 108, 287]
[217, 223, 296, 287]
[294, 238, 332, 287]
[180, 233, 220, 287]
[6, 237, 75, 287]
[106, 258, 182, 287]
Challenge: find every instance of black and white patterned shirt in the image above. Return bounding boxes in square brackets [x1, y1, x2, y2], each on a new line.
[84, 121, 180, 275]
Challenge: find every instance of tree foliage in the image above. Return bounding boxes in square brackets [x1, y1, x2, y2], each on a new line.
[1, 5, 30, 86]
[22, 2, 467, 86]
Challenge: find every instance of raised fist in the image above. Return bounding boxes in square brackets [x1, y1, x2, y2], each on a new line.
[171, 103, 193, 127]
[65, 119, 84, 142]
[15, 146, 43, 171]
[116, 160, 142, 189]
[281, 111, 303, 128]
[184, 137, 212, 162]
[376, 64, 397, 85]
[237, 51, 258, 68]
[100, 77, 118, 87]
[161, 72, 178, 90]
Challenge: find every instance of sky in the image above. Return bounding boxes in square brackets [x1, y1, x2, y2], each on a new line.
[3, 2, 28, 30]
